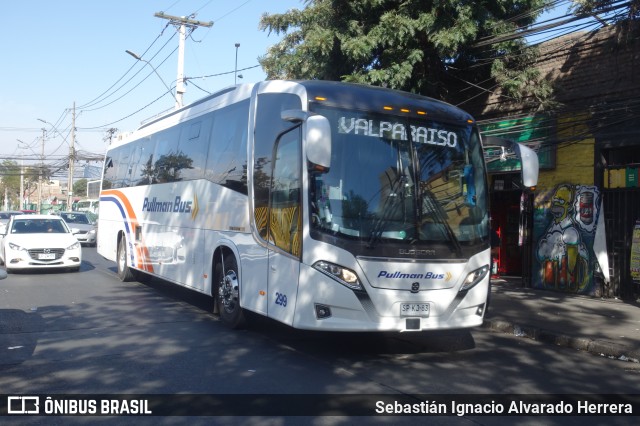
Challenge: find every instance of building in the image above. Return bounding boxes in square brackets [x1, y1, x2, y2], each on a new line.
[470, 22, 640, 300]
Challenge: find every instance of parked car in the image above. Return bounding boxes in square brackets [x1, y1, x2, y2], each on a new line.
[56, 211, 98, 247]
[0, 215, 82, 273]
[0, 211, 23, 234]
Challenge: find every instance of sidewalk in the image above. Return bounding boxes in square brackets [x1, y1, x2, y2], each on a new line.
[483, 276, 640, 362]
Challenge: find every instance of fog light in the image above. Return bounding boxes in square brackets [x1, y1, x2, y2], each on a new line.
[315, 304, 332, 319]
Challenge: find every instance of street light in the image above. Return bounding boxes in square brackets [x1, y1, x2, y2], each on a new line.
[126, 50, 179, 105]
[234, 43, 240, 85]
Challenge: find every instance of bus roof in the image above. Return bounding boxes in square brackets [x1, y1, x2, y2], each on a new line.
[296, 80, 475, 124]
[119, 80, 474, 146]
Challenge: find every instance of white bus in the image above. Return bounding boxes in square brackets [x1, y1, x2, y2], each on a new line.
[98, 80, 538, 331]
[75, 199, 99, 214]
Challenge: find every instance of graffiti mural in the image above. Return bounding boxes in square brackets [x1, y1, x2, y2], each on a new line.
[532, 184, 600, 295]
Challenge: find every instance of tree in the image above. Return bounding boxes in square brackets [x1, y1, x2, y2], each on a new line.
[0, 161, 42, 209]
[259, 0, 554, 108]
[140, 152, 194, 184]
[73, 179, 88, 198]
[0, 160, 21, 208]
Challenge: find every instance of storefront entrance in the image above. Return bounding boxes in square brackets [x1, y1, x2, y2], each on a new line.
[490, 173, 526, 277]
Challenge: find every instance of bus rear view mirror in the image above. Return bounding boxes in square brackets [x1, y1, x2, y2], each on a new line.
[305, 115, 331, 171]
[281, 109, 332, 171]
[483, 136, 539, 190]
[514, 143, 539, 188]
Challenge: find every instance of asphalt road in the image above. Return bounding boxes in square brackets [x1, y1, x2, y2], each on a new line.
[1, 248, 638, 425]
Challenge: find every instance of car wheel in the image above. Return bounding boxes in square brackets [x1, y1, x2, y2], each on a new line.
[214, 253, 245, 329]
[117, 237, 135, 282]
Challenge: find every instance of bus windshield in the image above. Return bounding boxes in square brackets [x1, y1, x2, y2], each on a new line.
[309, 104, 489, 254]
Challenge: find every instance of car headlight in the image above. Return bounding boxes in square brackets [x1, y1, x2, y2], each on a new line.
[67, 241, 81, 250]
[8, 242, 24, 251]
[89, 229, 96, 235]
[460, 265, 490, 291]
[313, 260, 363, 291]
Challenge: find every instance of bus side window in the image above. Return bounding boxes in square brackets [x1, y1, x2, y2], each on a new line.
[253, 93, 302, 242]
[152, 127, 182, 183]
[102, 156, 115, 190]
[129, 137, 154, 186]
[205, 100, 250, 194]
[176, 116, 212, 181]
[113, 144, 133, 188]
[270, 128, 302, 256]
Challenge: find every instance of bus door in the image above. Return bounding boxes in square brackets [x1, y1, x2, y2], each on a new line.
[266, 127, 302, 325]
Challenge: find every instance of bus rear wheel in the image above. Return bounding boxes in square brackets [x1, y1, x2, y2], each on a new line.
[215, 254, 245, 329]
[117, 237, 135, 282]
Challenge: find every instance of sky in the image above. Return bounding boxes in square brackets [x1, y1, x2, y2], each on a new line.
[0, 0, 591, 181]
[0, 0, 303, 177]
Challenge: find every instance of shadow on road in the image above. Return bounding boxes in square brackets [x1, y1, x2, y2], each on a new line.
[0, 309, 40, 368]
[130, 271, 477, 356]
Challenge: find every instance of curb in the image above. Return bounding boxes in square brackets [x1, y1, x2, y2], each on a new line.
[481, 318, 640, 363]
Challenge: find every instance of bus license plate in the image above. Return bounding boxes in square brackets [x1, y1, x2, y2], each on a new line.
[39, 253, 55, 260]
[400, 303, 430, 317]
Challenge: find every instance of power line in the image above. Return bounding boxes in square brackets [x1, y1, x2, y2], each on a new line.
[77, 23, 174, 110]
[81, 45, 179, 114]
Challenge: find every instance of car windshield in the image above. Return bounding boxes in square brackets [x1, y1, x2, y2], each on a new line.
[0, 212, 19, 220]
[11, 219, 69, 234]
[61, 213, 91, 224]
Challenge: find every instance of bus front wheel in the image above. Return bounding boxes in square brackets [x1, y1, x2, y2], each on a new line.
[215, 254, 245, 329]
[117, 237, 135, 282]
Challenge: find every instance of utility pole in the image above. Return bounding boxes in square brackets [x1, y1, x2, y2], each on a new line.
[38, 127, 45, 213]
[68, 102, 76, 209]
[17, 139, 25, 210]
[20, 156, 24, 210]
[154, 12, 213, 109]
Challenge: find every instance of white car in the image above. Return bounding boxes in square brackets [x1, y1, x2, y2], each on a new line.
[0, 210, 23, 235]
[0, 215, 82, 273]
[57, 211, 98, 246]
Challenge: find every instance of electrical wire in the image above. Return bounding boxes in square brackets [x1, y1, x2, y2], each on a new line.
[77, 22, 174, 110]
[81, 45, 180, 114]
[80, 89, 176, 130]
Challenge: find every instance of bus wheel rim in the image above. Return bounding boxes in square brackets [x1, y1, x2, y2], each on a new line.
[219, 270, 239, 312]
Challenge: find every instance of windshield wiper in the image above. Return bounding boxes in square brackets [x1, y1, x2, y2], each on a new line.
[367, 169, 409, 248]
[420, 189, 462, 255]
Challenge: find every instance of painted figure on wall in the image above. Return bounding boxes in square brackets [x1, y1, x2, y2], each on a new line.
[533, 184, 600, 294]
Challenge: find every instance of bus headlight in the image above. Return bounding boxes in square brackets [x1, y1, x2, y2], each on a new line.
[460, 265, 490, 292]
[313, 260, 363, 291]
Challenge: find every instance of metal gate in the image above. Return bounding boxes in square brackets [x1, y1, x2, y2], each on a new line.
[602, 188, 640, 299]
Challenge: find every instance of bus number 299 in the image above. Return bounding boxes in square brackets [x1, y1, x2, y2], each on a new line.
[275, 292, 288, 307]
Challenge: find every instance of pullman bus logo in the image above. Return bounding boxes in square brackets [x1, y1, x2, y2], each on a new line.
[141, 194, 199, 220]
